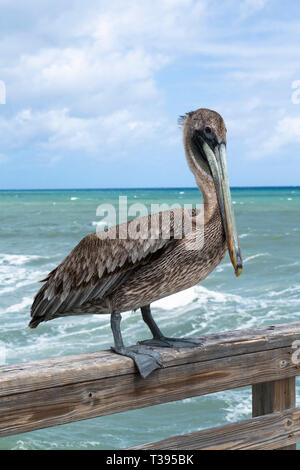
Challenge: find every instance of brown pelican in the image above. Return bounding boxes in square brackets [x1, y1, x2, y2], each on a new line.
[29, 108, 242, 378]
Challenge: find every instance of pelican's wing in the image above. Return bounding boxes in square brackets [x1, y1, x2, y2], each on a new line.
[29, 208, 192, 327]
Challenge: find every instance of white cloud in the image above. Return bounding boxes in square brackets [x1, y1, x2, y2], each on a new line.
[3, 0, 207, 107]
[277, 116, 300, 138]
[240, 0, 268, 18]
[0, 0, 299, 177]
[0, 106, 175, 161]
[0, 0, 209, 163]
[8, 46, 165, 108]
[260, 116, 300, 156]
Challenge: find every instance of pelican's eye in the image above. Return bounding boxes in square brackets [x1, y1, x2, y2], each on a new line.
[204, 125, 213, 139]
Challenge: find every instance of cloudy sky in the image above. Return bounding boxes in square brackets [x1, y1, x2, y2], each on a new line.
[0, 0, 300, 189]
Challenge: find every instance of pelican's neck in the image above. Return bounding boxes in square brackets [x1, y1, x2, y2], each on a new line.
[194, 172, 219, 225]
[184, 129, 220, 225]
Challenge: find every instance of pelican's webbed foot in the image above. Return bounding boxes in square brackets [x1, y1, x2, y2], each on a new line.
[110, 309, 164, 379]
[140, 304, 204, 349]
[111, 345, 163, 378]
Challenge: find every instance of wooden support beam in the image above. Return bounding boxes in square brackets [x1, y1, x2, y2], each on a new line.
[252, 378, 297, 450]
[129, 407, 300, 450]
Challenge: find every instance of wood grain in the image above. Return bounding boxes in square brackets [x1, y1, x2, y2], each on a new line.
[253, 378, 296, 450]
[1, 321, 300, 397]
[129, 407, 300, 450]
[0, 322, 299, 441]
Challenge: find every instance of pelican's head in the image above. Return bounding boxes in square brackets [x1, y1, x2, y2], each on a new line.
[182, 108, 243, 277]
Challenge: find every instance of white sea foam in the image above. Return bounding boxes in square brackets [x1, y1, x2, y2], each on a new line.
[153, 285, 244, 316]
[154, 287, 198, 310]
[6, 297, 32, 313]
[149, 278, 300, 337]
[196, 285, 242, 304]
[0, 253, 51, 302]
[92, 221, 107, 227]
[12, 441, 29, 451]
[0, 253, 46, 266]
[0, 264, 46, 295]
[215, 257, 234, 272]
[70, 197, 79, 201]
[244, 253, 269, 263]
[218, 389, 252, 423]
[0, 279, 35, 296]
[266, 285, 300, 297]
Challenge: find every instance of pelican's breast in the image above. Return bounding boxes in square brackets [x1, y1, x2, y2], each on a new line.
[110, 209, 226, 312]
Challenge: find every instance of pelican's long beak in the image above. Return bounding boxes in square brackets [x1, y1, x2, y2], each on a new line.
[202, 141, 243, 277]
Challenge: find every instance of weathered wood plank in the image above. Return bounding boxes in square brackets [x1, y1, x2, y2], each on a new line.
[253, 378, 296, 416]
[253, 378, 296, 450]
[1, 322, 300, 398]
[0, 346, 299, 438]
[129, 407, 300, 450]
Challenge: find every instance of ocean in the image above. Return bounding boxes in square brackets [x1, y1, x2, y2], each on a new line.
[0, 187, 299, 450]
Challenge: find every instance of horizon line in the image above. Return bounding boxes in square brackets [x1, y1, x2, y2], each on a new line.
[0, 185, 299, 191]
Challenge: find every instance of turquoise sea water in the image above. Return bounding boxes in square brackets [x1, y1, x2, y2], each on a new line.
[0, 187, 299, 450]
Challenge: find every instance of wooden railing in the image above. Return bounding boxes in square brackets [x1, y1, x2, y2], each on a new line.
[0, 322, 300, 450]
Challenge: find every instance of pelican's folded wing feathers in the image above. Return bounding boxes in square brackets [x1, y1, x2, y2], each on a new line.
[29, 209, 192, 327]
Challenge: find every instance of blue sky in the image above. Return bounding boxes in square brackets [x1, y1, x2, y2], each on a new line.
[0, 0, 300, 189]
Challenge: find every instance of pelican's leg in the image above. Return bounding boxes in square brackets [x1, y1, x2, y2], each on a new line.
[110, 310, 164, 378]
[139, 305, 203, 348]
